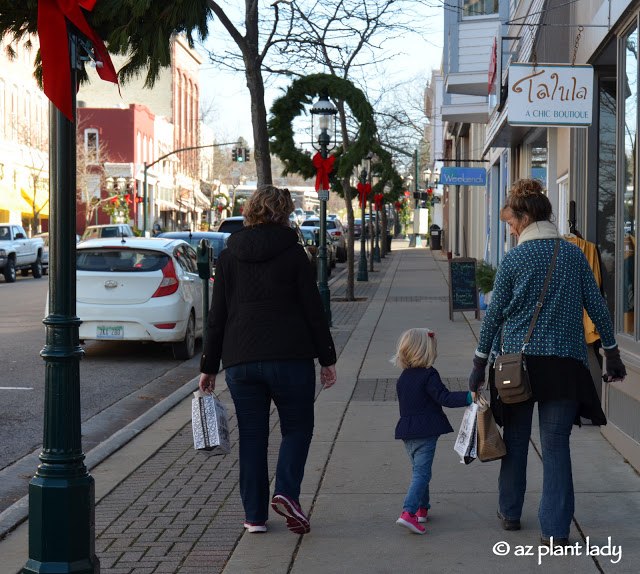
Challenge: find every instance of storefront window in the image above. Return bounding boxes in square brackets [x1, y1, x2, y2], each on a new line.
[598, 78, 617, 321]
[622, 27, 637, 336]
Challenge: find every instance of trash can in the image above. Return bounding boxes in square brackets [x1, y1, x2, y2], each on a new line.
[430, 224, 442, 251]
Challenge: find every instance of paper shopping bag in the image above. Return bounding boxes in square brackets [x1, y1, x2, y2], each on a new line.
[454, 402, 478, 464]
[192, 391, 231, 455]
[476, 396, 506, 462]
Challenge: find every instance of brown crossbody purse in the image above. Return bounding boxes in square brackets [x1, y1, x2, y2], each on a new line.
[494, 239, 560, 404]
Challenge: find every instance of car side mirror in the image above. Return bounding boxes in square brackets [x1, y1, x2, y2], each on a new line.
[306, 239, 313, 246]
[15, 232, 25, 239]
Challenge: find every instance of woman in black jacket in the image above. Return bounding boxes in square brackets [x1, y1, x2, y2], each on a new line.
[199, 185, 337, 535]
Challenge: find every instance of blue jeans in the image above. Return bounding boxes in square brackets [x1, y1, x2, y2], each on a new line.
[402, 437, 438, 514]
[499, 399, 578, 538]
[226, 359, 315, 524]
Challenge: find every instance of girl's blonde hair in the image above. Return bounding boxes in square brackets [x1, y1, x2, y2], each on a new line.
[243, 184, 295, 226]
[391, 328, 437, 369]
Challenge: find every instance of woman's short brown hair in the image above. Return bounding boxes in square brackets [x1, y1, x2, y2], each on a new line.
[243, 185, 295, 226]
[499, 178, 553, 224]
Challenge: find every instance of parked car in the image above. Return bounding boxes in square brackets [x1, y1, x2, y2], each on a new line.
[74, 237, 208, 359]
[81, 223, 135, 241]
[304, 210, 317, 219]
[156, 231, 230, 273]
[216, 215, 316, 275]
[300, 227, 337, 274]
[216, 216, 246, 234]
[0, 224, 45, 282]
[293, 208, 306, 225]
[301, 217, 347, 262]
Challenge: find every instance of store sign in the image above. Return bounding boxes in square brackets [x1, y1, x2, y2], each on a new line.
[440, 167, 486, 187]
[508, 63, 593, 127]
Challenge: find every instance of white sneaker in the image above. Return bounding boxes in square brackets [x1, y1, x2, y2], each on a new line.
[244, 521, 267, 533]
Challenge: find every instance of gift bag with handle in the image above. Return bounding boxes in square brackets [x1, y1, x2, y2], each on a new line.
[454, 402, 478, 464]
[192, 391, 231, 455]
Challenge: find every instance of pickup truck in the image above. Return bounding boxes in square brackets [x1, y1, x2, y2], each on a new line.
[0, 224, 45, 282]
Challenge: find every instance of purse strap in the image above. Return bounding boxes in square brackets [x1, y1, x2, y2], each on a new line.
[501, 238, 561, 352]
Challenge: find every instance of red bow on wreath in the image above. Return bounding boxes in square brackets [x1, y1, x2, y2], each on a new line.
[395, 201, 402, 211]
[374, 193, 383, 210]
[313, 153, 335, 192]
[357, 182, 371, 208]
[38, 0, 119, 122]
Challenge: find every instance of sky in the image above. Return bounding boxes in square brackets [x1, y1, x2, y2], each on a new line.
[197, 3, 445, 146]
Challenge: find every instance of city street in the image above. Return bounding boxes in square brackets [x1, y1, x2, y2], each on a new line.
[0, 274, 202, 513]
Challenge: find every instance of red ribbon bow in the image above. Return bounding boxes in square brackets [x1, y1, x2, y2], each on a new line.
[357, 182, 371, 208]
[374, 193, 383, 210]
[395, 201, 402, 211]
[39, 0, 119, 122]
[313, 153, 335, 192]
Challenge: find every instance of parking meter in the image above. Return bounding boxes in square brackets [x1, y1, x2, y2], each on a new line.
[196, 239, 214, 344]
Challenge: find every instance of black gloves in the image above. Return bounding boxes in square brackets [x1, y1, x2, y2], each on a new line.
[603, 346, 626, 382]
[468, 355, 489, 392]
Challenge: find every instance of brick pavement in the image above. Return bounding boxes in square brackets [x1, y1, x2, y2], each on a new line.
[94, 253, 397, 574]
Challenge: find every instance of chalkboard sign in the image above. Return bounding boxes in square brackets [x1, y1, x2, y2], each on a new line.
[449, 258, 480, 320]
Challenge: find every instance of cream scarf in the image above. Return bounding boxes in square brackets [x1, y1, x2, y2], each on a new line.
[517, 220, 560, 245]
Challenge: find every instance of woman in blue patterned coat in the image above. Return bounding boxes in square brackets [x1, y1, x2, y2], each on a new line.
[468, 179, 626, 546]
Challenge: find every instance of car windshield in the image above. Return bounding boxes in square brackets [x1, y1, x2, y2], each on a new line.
[217, 219, 245, 234]
[301, 220, 318, 226]
[300, 228, 315, 241]
[77, 249, 169, 272]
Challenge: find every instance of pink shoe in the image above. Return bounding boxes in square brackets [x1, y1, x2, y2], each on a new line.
[416, 508, 429, 523]
[271, 494, 311, 534]
[244, 521, 267, 533]
[396, 511, 426, 534]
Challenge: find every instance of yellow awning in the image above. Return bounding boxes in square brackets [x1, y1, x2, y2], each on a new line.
[0, 185, 27, 213]
[21, 188, 49, 216]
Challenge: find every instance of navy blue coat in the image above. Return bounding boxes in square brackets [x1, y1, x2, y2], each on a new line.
[395, 367, 470, 440]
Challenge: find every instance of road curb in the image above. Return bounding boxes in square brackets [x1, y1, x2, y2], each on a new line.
[0, 374, 199, 542]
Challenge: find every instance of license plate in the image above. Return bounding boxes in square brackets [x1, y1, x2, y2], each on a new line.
[97, 326, 123, 339]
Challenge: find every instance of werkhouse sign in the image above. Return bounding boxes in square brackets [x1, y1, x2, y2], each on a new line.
[508, 63, 593, 127]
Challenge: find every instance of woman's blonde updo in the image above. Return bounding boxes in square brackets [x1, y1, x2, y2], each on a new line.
[500, 178, 553, 224]
[243, 184, 295, 226]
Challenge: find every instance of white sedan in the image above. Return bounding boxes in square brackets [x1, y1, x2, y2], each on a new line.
[76, 237, 208, 359]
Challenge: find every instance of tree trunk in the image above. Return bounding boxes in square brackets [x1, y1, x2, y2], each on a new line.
[381, 206, 388, 256]
[343, 179, 355, 300]
[244, 57, 272, 186]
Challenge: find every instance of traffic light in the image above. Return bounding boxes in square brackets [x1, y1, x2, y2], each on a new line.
[237, 148, 244, 162]
[244, 148, 251, 162]
[232, 148, 238, 162]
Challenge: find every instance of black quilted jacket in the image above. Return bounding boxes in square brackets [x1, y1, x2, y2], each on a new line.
[200, 223, 336, 374]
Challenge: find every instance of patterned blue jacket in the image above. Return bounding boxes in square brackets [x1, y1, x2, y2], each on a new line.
[476, 237, 616, 368]
[395, 367, 470, 440]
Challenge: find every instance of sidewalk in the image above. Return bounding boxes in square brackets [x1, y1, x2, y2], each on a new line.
[1, 242, 639, 574]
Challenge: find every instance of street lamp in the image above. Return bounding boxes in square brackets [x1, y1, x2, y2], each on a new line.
[357, 155, 371, 282]
[310, 92, 338, 326]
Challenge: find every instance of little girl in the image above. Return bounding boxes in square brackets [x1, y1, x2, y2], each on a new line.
[392, 328, 472, 534]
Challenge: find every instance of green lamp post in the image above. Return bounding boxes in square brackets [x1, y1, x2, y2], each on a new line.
[357, 155, 371, 282]
[310, 93, 338, 326]
[25, 32, 98, 574]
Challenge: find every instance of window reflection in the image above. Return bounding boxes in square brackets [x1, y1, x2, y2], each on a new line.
[623, 28, 637, 335]
[597, 78, 617, 321]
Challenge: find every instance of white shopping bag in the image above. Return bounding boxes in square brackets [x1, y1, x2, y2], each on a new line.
[192, 391, 231, 455]
[453, 402, 478, 465]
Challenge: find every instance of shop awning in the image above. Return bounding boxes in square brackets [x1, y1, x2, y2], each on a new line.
[0, 185, 26, 213]
[21, 188, 50, 217]
[157, 199, 180, 211]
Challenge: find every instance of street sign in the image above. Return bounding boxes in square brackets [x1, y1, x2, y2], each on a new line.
[318, 189, 329, 201]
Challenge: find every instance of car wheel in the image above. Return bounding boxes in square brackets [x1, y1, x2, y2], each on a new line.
[172, 312, 196, 360]
[32, 257, 43, 279]
[4, 259, 16, 283]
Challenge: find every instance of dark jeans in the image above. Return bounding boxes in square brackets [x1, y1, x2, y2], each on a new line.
[499, 399, 578, 538]
[226, 359, 316, 523]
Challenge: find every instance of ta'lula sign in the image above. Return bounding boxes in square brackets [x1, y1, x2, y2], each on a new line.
[508, 63, 593, 127]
